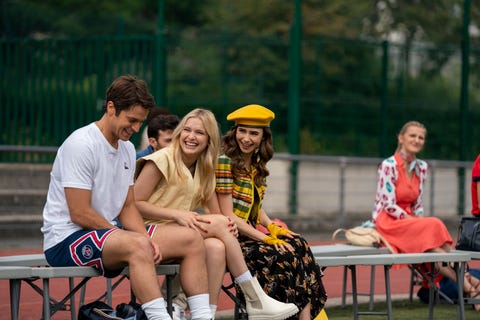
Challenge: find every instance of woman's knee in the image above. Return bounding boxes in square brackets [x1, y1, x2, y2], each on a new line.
[205, 215, 231, 235]
[204, 238, 226, 265]
[205, 238, 226, 255]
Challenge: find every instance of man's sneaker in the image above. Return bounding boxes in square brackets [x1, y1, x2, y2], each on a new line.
[172, 303, 187, 320]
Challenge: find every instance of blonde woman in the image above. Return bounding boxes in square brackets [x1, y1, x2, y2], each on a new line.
[134, 108, 298, 320]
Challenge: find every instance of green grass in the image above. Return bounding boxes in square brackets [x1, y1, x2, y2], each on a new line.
[323, 299, 478, 320]
[218, 299, 479, 319]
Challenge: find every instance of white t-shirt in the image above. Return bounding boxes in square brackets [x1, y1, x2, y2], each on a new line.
[42, 122, 136, 250]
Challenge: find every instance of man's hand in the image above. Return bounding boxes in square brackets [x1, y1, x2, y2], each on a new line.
[149, 237, 162, 264]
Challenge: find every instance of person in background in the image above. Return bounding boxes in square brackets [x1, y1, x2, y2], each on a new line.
[139, 107, 171, 151]
[209, 104, 328, 320]
[41, 75, 212, 320]
[471, 154, 480, 216]
[134, 108, 299, 320]
[371, 120, 480, 311]
[136, 114, 180, 159]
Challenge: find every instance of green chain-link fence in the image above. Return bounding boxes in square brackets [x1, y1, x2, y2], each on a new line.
[1, 32, 480, 163]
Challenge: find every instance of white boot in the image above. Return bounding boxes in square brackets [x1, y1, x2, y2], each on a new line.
[237, 277, 299, 320]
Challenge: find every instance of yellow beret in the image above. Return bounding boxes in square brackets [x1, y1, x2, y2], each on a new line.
[227, 104, 275, 127]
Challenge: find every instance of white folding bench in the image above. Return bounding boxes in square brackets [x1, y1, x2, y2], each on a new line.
[32, 266, 101, 320]
[311, 244, 390, 310]
[0, 253, 97, 320]
[0, 253, 179, 320]
[0, 266, 33, 320]
[316, 252, 471, 320]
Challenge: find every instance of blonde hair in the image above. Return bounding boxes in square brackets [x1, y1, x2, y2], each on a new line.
[395, 120, 427, 152]
[169, 108, 220, 205]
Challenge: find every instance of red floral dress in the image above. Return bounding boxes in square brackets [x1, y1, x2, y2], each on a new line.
[373, 153, 452, 253]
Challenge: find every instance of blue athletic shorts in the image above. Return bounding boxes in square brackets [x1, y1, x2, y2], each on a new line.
[44, 225, 157, 278]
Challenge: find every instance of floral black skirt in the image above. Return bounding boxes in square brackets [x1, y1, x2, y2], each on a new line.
[237, 235, 327, 319]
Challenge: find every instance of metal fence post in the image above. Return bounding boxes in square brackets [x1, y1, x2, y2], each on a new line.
[287, 0, 302, 215]
[337, 157, 347, 227]
[428, 161, 435, 216]
[458, 0, 471, 216]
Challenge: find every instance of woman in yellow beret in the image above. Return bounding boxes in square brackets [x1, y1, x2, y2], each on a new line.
[208, 104, 328, 320]
[134, 108, 299, 320]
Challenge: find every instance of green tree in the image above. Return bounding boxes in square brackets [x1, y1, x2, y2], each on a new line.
[0, 0, 211, 37]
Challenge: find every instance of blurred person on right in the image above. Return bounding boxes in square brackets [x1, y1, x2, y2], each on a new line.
[371, 120, 480, 310]
[470, 154, 480, 216]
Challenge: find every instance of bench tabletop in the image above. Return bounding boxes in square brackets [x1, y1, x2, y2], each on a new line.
[0, 266, 32, 279]
[0, 254, 47, 267]
[31, 266, 101, 278]
[311, 244, 389, 256]
[453, 249, 480, 260]
[316, 252, 471, 267]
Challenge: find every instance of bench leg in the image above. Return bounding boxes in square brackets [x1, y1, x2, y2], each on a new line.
[166, 274, 173, 317]
[350, 264, 392, 320]
[427, 262, 435, 320]
[408, 265, 418, 303]
[344, 265, 377, 311]
[9, 279, 21, 320]
[42, 278, 51, 320]
[350, 265, 359, 320]
[342, 266, 348, 307]
[106, 278, 113, 306]
[383, 265, 392, 320]
[69, 277, 76, 320]
[80, 277, 86, 307]
[455, 261, 466, 320]
[369, 265, 376, 311]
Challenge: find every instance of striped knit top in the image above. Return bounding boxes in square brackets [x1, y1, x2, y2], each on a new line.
[214, 154, 266, 226]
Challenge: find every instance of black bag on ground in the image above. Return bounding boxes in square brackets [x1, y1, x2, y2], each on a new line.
[78, 300, 122, 320]
[116, 301, 147, 320]
[455, 217, 480, 251]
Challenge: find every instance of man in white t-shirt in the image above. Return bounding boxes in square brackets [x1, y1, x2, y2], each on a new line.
[41, 75, 212, 320]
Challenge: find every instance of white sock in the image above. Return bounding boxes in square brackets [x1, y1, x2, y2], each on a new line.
[187, 293, 212, 320]
[210, 304, 217, 319]
[235, 270, 253, 284]
[141, 297, 172, 320]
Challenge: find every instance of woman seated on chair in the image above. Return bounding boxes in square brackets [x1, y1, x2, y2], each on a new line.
[371, 120, 480, 310]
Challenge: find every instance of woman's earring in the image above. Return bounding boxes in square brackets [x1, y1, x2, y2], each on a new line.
[255, 147, 260, 163]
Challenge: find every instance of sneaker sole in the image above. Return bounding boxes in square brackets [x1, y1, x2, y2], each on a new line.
[247, 306, 299, 320]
